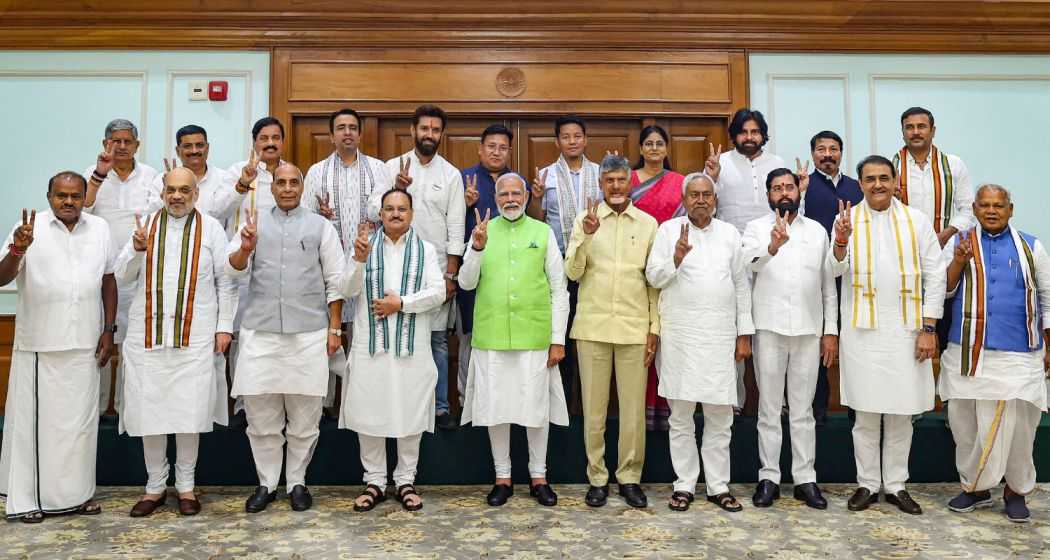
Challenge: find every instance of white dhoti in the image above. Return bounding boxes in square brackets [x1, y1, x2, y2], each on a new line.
[667, 398, 733, 496]
[1, 350, 99, 518]
[753, 330, 819, 484]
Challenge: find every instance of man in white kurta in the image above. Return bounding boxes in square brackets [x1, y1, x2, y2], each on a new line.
[339, 189, 445, 512]
[226, 163, 345, 514]
[0, 171, 116, 522]
[646, 173, 753, 513]
[939, 184, 1050, 523]
[83, 119, 159, 413]
[117, 168, 237, 517]
[742, 168, 837, 510]
[827, 155, 945, 515]
[383, 105, 465, 426]
[147, 124, 241, 224]
[460, 174, 570, 508]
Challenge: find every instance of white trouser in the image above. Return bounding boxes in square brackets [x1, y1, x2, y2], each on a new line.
[488, 423, 549, 479]
[754, 331, 819, 484]
[456, 307, 471, 406]
[853, 411, 912, 494]
[668, 398, 733, 496]
[735, 360, 746, 408]
[949, 398, 1041, 495]
[142, 433, 200, 495]
[358, 433, 422, 488]
[230, 337, 244, 414]
[99, 344, 123, 412]
[243, 394, 323, 493]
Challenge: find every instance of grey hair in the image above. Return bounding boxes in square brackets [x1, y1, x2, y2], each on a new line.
[104, 118, 139, 140]
[682, 172, 716, 195]
[976, 183, 1011, 203]
[494, 172, 526, 193]
[599, 154, 631, 177]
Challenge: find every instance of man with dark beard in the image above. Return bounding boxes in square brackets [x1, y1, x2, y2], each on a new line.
[742, 168, 837, 510]
[384, 105, 465, 429]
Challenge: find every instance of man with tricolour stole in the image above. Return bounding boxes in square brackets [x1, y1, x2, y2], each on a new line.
[939, 184, 1050, 523]
[828, 155, 945, 515]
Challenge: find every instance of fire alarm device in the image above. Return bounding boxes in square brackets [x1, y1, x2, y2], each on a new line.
[208, 81, 228, 101]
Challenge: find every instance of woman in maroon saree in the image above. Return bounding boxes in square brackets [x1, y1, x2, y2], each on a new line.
[631, 125, 685, 430]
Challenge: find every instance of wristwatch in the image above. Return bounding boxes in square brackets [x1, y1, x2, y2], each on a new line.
[444, 272, 458, 281]
[328, 328, 343, 337]
[103, 324, 117, 334]
[921, 325, 937, 334]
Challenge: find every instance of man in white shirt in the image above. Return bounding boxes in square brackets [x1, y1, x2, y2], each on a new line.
[148, 125, 240, 223]
[117, 167, 236, 518]
[0, 172, 116, 522]
[742, 168, 837, 510]
[383, 105, 465, 429]
[83, 119, 158, 414]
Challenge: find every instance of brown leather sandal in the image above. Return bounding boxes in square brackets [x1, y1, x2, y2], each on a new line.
[668, 491, 694, 511]
[396, 484, 423, 512]
[353, 484, 386, 512]
[707, 492, 743, 512]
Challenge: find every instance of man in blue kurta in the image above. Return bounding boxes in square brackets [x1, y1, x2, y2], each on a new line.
[939, 184, 1050, 524]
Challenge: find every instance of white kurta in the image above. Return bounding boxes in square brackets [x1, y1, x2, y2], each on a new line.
[0, 212, 114, 518]
[898, 149, 974, 232]
[147, 165, 242, 225]
[458, 227, 571, 428]
[646, 217, 755, 405]
[337, 233, 446, 438]
[383, 151, 465, 328]
[713, 150, 785, 233]
[225, 159, 281, 238]
[116, 211, 237, 436]
[828, 205, 946, 415]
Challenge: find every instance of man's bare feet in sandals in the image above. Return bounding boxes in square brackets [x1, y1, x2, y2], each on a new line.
[354, 484, 386, 512]
[20, 511, 44, 523]
[77, 500, 102, 515]
[396, 484, 423, 511]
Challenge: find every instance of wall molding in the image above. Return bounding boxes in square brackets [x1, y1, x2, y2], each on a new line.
[766, 73, 852, 170]
[164, 69, 254, 158]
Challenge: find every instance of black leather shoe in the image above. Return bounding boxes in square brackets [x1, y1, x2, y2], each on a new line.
[289, 485, 313, 512]
[245, 486, 277, 513]
[585, 485, 608, 507]
[435, 413, 458, 430]
[530, 483, 557, 507]
[619, 483, 648, 508]
[885, 490, 922, 515]
[486, 484, 513, 506]
[752, 479, 780, 507]
[793, 482, 827, 510]
[847, 487, 878, 512]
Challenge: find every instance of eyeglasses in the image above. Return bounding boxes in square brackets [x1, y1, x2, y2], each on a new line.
[642, 141, 666, 149]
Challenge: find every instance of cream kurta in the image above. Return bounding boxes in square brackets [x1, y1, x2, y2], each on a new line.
[646, 217, 755, 405]
[337, 233, 446, 438]
[116, 211, 237, 436]
[828, 205, 945, 415]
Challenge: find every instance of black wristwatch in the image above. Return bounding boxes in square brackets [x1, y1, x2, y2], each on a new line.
[103, 324, 117, 334]
[921, 325, 936, 334]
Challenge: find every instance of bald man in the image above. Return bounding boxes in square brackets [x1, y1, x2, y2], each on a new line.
[226, 163, 345, 513]
[117, 167, 237, 517]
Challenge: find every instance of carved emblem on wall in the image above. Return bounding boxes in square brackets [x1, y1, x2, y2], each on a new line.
[496, 67, 527, 98]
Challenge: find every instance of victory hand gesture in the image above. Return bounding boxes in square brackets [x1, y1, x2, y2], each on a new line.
[132, 214, 149, 252]
[163, 156, 177, 173]
[395, 157, 413, 190]
[582, 196, 601, 235]
[238, 149, 259, 192]
[12, 209, 35, 251]
[953, 230, 974, 265]
[673, 222, 693, 268]
[352, 221, 373, 263]
[471, 208, 491, 250]
[373, 288, 402, 319]
[705, 143, 723, 182]
[464, 173, 480, 208]
[239, 208, 258, 252]
[834, 199, 853, 245]
[531, 167, 548, 202]
[316, 192, 334, 220]
[96, 141, 115, 177]
[768, 209, 790, 255]
[795, 157, 811, 193]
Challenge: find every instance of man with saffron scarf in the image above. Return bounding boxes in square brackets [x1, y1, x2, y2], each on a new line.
[828, 155, 945, 515]
[117, 167, 236, 517]
[340, 189, 445, 513]
[939, 184, 1050, 523]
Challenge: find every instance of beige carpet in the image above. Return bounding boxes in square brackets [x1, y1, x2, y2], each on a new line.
[3, 483, 1050, 559]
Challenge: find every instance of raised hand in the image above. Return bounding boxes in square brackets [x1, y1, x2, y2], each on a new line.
[464, 173, 480, 208]
[132, 214, 149, 252]
[316, 192, 334, 220]
[605, 149, 621, 158]
[239, 208, 258, 252]
[531, 167, 548, 202]
[705, 142, 723, 182]
[673, 222, 693, 268]
[795, 157, 811, 193]
[834, 199, 853, 245]
[352, 221, 373, 263]
[582, 196, 601, 235]
[373, 288, 402, 319]
[768, 209, 790, 255]
[953, 230, 974, 265]
[471, 208, 491, 250]
[96, 141, 115, 177]
[395, 156, 413, 190]
[12, 209, 35, 251]
[238, 149, 259, 192]
[163, 156, 177, 173]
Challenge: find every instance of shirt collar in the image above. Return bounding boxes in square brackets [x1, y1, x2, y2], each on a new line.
[48, 210, 87, 231]
[983, 225, 1011, 239]
[817, 169, 841, 185]
[273, 205, 303, 218]
[598, 201, 640, 220]
[107, 160, 140, 182]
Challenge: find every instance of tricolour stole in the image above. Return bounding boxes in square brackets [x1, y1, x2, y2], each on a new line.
[849, 198, 923, 330]
[365, 227, 425, 357]
[144, 209, 204, 349]
[893, 146, 954, 233]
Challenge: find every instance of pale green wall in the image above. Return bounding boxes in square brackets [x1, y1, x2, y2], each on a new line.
[0, 50, 270, 312]
[749, 53, 1050, 242]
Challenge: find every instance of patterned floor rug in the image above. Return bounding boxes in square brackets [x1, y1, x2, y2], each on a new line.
[3, 484, 1049, 559]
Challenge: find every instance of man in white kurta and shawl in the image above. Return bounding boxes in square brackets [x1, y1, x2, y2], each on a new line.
[0, 172, 116, 523]
[460, 173, 570, 508]
[646, 173, 753, 513]
[116, 167, 237, 518]
[226, 162, 345, 514]
[827, 155, 945, 516]
[339, 189, 445, 513]
[940, 184, 1050, 523]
